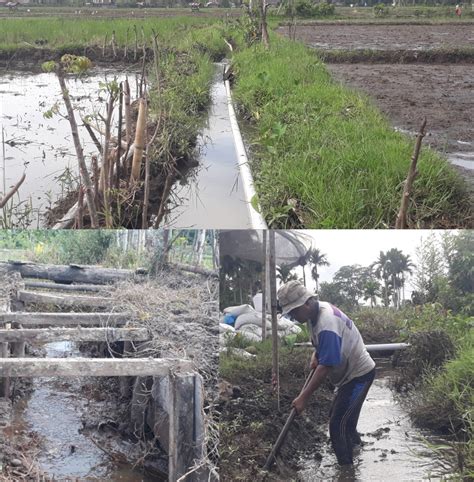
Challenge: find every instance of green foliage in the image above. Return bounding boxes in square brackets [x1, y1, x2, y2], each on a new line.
[31, 231, 114, 265]
[291, 0, 335, 18]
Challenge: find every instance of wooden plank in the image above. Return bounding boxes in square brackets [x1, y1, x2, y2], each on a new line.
[0, 261, 147, 285]
[0, 358, 192, 377]
[23, 281, 108, 293]
[18, 291, 111, 308]
[170, 262, 218, 278]
[169, 372, 203, 482]
[0, 312, 130, 327]
[0, 327, 150, 343]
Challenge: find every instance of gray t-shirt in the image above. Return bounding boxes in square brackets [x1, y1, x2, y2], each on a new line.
[308, 302, 375, 387]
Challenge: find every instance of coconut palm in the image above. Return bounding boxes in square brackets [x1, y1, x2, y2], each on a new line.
[309, 248, 330, 292]
[372, 251, 392, 307]
[384, 248, 416, 309]
[363, 280, 381, 308]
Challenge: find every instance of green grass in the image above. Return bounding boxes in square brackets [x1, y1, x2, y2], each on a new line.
[0, 16, 219, 52]
[230, 36, 469, 228]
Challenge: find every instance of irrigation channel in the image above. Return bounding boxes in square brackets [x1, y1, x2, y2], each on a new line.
[168, 64, 256, 229]
[1, 62, 261, 229]
[0, 262, 205, 481]
[298, 359, 443, 481]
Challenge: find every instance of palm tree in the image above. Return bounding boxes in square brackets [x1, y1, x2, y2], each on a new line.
[398, 253, 415, 306]
[276, 264, 299, 283]
[363, 280, 381, 308]
[383, 248, 416, 309]
[309, 248, 330, 292]
[372, 251, 392, 307]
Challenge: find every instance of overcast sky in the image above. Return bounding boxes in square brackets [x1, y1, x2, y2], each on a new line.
[295, 229, 455, 293]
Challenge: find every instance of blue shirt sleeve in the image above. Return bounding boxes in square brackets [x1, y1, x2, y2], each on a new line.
[317, 330, 342, 366]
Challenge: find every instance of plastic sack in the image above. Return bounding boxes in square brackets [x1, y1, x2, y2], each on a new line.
[235, 312, 267, 330]
[223, 304, 255, 317]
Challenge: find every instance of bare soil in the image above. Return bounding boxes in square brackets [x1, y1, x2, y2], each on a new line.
[327, 63, 474, 153]
[219, 350, 333, 481]
[280, 23, 474, 51]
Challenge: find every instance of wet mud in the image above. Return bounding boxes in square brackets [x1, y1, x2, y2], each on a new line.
[298, 360, 442, 481]
[3, 341, 156, 481]
[279, 23, 474, 52]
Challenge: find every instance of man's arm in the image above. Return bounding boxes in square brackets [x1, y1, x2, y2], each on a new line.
[292, 364, 331, 414]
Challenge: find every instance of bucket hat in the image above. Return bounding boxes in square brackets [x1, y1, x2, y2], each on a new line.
[277, 280, 314, 315]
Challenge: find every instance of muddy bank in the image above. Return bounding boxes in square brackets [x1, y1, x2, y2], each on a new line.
[0, 46, 153, 70]
[279, 23, 474, 52]
[219, 349, 333, 481]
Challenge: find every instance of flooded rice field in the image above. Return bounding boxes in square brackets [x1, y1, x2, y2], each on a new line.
[279, 23, 474, 51]
[1, 63, 255, 228]
[298, 360, 443, 481]
[5, 341, 155, 481]
[0, 66, 136, 227]
[167, 64, 253, 229]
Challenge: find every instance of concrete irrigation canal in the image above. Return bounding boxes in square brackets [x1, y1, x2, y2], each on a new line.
[168, 64, 260, 229]
[0, 261, 206, 481]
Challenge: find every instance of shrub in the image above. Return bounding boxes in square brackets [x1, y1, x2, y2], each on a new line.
[374, 3, 389, 16]
[290, 0, 335, 18]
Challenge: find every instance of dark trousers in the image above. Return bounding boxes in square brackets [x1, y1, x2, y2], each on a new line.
[329, 368, 376, 465]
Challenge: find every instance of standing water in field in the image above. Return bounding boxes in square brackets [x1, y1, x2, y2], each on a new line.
[167, 64, 254, 229]
[298, 360, 445, 481]
[6, 341, 157, 481]
[0, 67, 135, 227]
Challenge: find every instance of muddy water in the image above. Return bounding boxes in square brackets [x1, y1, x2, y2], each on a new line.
[0, 67, 136, 226]
[298, 360, 443, 481]
[167, 64, 253, 229]
[8, 341, 155, 481]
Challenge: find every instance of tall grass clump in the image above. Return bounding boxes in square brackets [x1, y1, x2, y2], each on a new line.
[410, 334, 474, 479]
[230, 36, 469, 228]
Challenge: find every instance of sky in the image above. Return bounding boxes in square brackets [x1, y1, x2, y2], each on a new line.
[293, 229, 455, 294]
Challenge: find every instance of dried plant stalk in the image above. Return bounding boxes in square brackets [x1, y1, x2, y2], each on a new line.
[124, 79, 132, 144]
[130, 98, 147, 183]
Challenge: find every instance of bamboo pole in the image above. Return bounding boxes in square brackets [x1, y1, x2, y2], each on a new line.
[124, 79, 132, 145]
[269, 230, 280, 411]
[395, 117, 427, 229]
[0, 173, 26, 209]
[261, 230, 267, 340]
[115, 82, 123, 190]
[56, 68, 98, 228]
[130, 98, 147, 183]
[76, 184, 84, 229]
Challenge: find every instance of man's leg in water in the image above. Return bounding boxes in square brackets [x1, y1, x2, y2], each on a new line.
[329, 369, 376, 465]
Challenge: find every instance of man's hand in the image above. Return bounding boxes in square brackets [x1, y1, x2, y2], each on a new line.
[310, 352, 319, 370]
[292, 394, 309, 414]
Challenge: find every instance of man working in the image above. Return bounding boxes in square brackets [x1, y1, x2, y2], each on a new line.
[277, 280, 375, 467]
